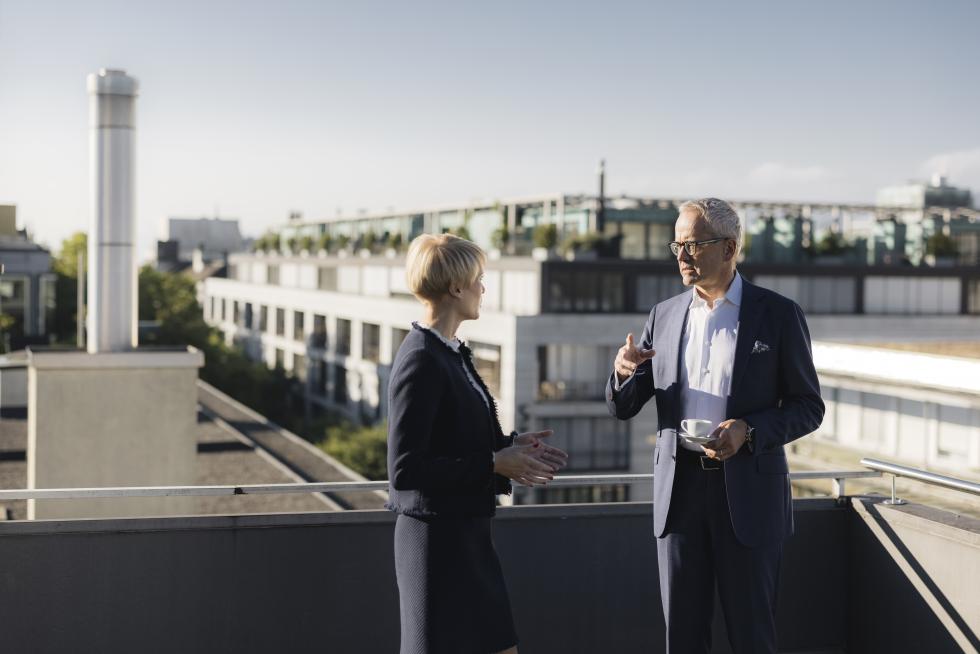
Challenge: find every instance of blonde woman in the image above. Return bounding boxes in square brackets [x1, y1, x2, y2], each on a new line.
[387, 233, 567, 654]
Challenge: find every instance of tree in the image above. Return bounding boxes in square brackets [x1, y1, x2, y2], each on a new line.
[320, 421, 388, 480]
[816, 231, 851, 256]
[925, 232, 958, 258]
[0, 313, 15, 353]
[533, 224, 558, 250]
[491, 226, 510, 250]
[386, 232, 404, 251]
[51, 232, 87, 343]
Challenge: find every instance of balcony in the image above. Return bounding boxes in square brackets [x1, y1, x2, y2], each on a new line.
[0, 464, 976, 653]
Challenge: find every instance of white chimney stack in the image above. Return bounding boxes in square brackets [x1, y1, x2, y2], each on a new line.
[87, 68, 139, 353]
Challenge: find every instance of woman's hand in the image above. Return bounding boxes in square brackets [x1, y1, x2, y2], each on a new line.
[494, 443, 558, 487]
[514, 429, 568, 471]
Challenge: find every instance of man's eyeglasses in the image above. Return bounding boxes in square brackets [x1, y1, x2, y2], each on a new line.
[666, 238, 728, 257]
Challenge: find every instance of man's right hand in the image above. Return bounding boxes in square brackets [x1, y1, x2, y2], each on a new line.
[614, 333, 656, 385]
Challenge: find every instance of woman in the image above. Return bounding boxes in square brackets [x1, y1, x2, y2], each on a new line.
[386, 233, 568, 654]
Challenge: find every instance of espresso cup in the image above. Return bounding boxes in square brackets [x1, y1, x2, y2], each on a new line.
[681, 419, 713, 438]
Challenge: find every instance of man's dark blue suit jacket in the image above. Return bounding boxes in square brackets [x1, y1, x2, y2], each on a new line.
[606, 278, 825, 547]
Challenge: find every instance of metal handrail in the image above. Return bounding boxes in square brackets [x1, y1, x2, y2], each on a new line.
[861, 458, 980, 505]
[0, 470, 879, 501]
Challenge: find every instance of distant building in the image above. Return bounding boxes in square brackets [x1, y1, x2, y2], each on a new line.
[0, 205, 54, 351]
[744, 213, 813, 264]
[157, 216, 245, 274]
[874, 175, 979, 266]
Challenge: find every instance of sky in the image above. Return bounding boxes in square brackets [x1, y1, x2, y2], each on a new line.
[2, 0, 979, 261]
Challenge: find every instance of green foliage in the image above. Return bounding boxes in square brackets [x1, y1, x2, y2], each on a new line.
[447, 225, 471, 241]
[533, 224, 558, 249]
[253, 232, 281, 253]
[362, 230, 378, 252]
[51, 232, 87, 343]
[386, 232, 404, 251]
[816, 231, 851, 256]
[925, 232, 958, 257]
[0, 313, 15, 353]
[335, 234, 351, 250]
[286, 236, 299, 253]
[491, 226, 510, 250]
[317, 233, 335, 252]
[299, 235, 315, 252]
[318, 421, 388, 480]
[560, 231, 605, 256]
[137, 266, 298, 426]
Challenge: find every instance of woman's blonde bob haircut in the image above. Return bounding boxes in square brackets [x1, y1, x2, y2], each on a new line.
[405, 233, 486, 302]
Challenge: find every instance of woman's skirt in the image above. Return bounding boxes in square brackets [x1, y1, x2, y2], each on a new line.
[394, 513, 518, 654]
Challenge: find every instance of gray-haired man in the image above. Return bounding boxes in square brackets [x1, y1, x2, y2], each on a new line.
[606, 198, 824, 653]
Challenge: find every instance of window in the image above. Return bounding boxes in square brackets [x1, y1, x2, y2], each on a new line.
[221, 299, 228, 322]
[392, 327, 409, 356]
[210, 297, 216, 322]
[312, 314, 327, 349]
[969, 279, 980, 314]
[636, 275, 686, 311]
[540, 416, 630, 471]
[362, 322, 381, 363]
[232, 301, 240, 325]
[293, 353, 307, 382]
[318, 266, 337, 291]
[546, 270, 624, 312]
[244, 303, 254, 330]
[334, 364, 348, 403]
[336, 319, 352, 355]
[259, 305, 268, 332]
[275, 348, 285, 369]
[0, 277, 27, 341]
[470, 341, 502, 398]
[275, 308, 285, 336]
[267, 264, 280, 285]
[538, 344, 618, 401]
[312, 360, 327, 396]
[40, 275, 56, 335]
[293, 311, 305, 342]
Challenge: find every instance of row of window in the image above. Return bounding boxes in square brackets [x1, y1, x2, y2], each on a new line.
[210, 297, 435, 372]
[546, 270, 980, 315]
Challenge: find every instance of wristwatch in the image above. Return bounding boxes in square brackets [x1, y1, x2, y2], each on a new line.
[505, 430, 518, 447]
[743, 420, 756, 452]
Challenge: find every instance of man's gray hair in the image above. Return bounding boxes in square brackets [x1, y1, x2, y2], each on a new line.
[678, 198, 742, 252]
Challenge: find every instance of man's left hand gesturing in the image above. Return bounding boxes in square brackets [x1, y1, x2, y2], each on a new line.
[702, 419, 748, 462]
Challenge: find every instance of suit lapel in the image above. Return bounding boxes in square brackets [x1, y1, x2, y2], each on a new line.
[662, 294, 690, 431]
[730, 279, 766, 395]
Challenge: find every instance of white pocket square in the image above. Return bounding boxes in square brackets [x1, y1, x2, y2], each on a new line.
[751, 340, 770, 354]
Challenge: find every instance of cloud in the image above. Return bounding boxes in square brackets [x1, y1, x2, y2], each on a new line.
[919, 147, 980, 187]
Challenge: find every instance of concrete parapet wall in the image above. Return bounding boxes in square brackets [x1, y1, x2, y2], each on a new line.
[0, 498, 974, 653]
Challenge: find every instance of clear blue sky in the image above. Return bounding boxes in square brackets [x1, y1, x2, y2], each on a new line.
[2, 0, 979, 260]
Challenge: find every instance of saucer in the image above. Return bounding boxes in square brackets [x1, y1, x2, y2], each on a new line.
[679, 431, 713, 445]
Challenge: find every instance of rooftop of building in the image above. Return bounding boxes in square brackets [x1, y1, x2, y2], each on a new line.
[0, 379, 384, 520]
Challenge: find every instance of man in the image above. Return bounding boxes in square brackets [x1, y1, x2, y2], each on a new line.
[606, 198, 824, 653]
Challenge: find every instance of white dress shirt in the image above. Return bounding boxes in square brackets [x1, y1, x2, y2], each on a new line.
[677, 272, 742, 451]
[615, 272, 742, 452]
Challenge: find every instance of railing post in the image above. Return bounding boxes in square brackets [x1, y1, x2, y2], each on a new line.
[832, 476, 847, 506]
[882, 474, 907, 506]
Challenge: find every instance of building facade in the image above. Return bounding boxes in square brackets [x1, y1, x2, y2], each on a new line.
[0, 206, 55, 352]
